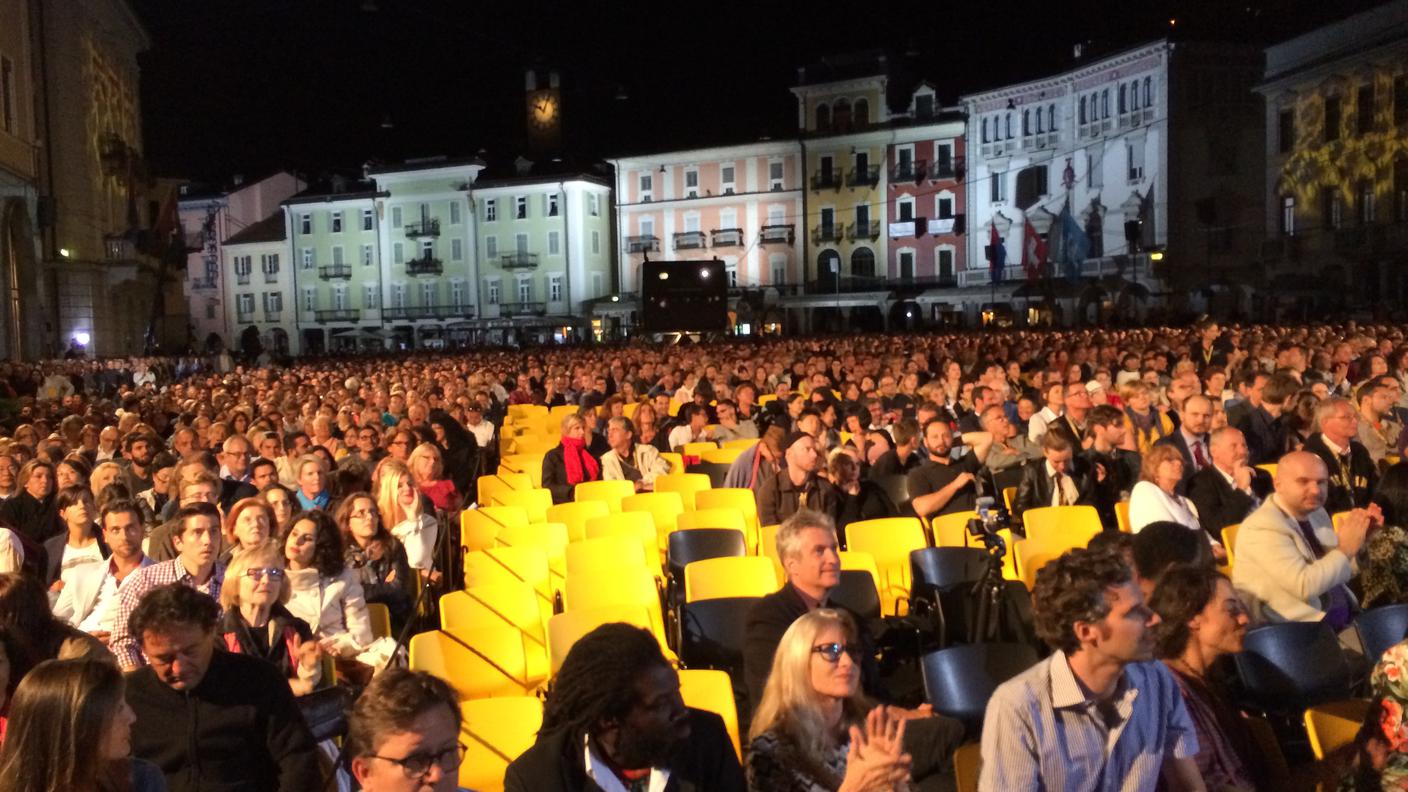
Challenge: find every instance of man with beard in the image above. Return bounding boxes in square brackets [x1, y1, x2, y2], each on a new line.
[120, 431, 159, 495]
[504, 622, 744, 792]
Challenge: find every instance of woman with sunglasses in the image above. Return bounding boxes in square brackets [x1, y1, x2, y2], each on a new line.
[218, 541, 323, 696]
[747, 608, 913, 792]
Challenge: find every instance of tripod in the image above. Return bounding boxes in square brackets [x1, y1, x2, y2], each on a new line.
[967, 530, 1009, 645]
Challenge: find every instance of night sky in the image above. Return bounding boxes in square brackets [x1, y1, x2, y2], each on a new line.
[132, 0, 1385, 183]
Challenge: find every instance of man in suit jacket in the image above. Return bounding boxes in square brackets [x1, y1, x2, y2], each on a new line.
[1012, 432, 1098, 527]
[1303, 397, 1379, 514]
[1231, 451, 1372, 625]
[504, 622, 744, 792]
[1185, 426, 1272, 547]
[1237, 372, 1298, 466]
[1155, 394, 1213, 492]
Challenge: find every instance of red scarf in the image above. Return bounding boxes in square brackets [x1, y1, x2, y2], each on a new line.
[561, 436, 599, 485]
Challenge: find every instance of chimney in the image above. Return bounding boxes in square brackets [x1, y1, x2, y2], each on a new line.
[514, 156, 533, 176]
[330, 174, 348, 194]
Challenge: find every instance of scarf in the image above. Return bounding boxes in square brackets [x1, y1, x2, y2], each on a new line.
[561, 436, 599, 486]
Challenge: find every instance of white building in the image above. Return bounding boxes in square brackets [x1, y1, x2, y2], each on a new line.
[223, 212, 294, 355]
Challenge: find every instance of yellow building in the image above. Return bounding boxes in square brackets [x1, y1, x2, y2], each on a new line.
[0, 0, 44, 359]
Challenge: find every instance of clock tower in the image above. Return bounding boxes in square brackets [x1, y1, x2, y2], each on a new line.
[525, 69, 562, 153]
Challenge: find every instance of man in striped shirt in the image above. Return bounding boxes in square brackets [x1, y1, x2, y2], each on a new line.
[110, 502, 226, 670]
[980, 547, 1205, 792]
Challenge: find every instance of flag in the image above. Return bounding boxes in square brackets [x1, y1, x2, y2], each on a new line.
[987, 222, 1006, 283]
[1021, 219, 1046, 281]
[1053, 199, 1090, 284]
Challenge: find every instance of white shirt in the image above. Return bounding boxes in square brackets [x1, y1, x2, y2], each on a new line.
[1045, 461, 1079, 507]
[1128, 481, 1214, 544]
[285, 567, 375, 656]
[390, 512, 438, 572]
[583, 734, 671, 792]
[1028, 406, 1060, 443]
[668, 424, 708, 452]
[465, 419, 495, 448]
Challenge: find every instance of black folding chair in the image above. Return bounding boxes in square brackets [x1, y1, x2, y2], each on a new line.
[1355, 604, 1408, 663]
[920, 642, 1039, 735]
[1234, 622, 1353, 716]
[830, 569, 882, 622]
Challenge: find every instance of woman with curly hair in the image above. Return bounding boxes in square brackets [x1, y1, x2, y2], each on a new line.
[279, 509, 373, 660]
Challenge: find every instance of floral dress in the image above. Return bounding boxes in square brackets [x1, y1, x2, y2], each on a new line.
[1340, 640, 1408, 790]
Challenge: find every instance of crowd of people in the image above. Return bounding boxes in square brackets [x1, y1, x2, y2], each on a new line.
[0, 318, 1405, 789]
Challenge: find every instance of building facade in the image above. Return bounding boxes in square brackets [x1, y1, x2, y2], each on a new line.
[0, 0, 45, 360]
[222, 212, 293, 356]
[283, 186, 386, 355]
[1256, 1, 1408, 314]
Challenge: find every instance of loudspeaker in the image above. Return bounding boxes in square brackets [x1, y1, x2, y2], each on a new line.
[641, 259, 728, 333]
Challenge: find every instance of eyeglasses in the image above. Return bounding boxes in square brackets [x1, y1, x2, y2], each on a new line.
[244, 567, 286, 581]
[368, 744, 466, 778]
[811, 642, 862, 663]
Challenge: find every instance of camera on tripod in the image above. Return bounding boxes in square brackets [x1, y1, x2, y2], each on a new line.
[965, 496, 1010, 557]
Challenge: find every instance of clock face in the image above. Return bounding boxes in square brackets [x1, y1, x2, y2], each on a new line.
[530, 92, 558, 131]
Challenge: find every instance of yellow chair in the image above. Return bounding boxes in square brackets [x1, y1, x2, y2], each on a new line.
[760, 523, 783, 581]
[460, 697, 543, 792]
[463, 546, 553, 620]
[932, 511, 977, 548]
[512, 434, 558, 456]
[497, 521, 570, 585]
[477, 472, 532, 507]
[566, 534, 648, 578]
[498, 453, 546, 488]
[684, 556, 779, 602]
[1021, 505, 1103, 551]
[838, 550, 881, 584]
[623, 490, 687, 554]
[700, 447, 744, 465]
[548, 404, 578, 430]
[758, 393, 778, 406]
[492, 488, 553, 523]
[574, 479, 636, 513]
[409, 625, 538, 699]
[683, 441, 718, 459]
[693, 488, 761, 549]
[1332, 511, 1350, 531]
[547, 604, 653, 674]
[1001, 486, 1017, 514]
[677, 507, 747, 535]
[562, 566, 672, 657]
[654, 473, 713, 510]
[623, 401, 640, 420]
[838, 430, 852, 447]
[1115, 501, 1132, 534]
[462, 506, 530, 553]
[722, 438, 759, 450]
[1305, 699, 1373, 760]
[546, 500, 611, 543]
[659, 452, 685, 475]
[585, 512, 659, 572]
[679, 668, 742, 760]
[440, 584, 549, 684]
[954, 742, 982, 792]
[1014, 539, 1061, 591]
[845, 517, 928, 614]
[1257, 463, 1278, 479]
[366, 602, 392, 640]
[1221, 523, 1240, 568]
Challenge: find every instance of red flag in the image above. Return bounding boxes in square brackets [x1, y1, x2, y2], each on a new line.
[1022, 220, 1046, 281]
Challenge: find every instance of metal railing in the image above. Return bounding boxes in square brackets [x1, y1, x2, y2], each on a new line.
[499, 301, 546, 317]
[760, 225, 795, 245]
[318, 264, 353, 280]
[810, 171, 843, 191]
[812, 225, 845, 244]
[263, 270, 280, 284]
[313, 308, 360, 323]
[236, 312, 255, 324]
[626, 236, 660, 253]
[673, 231, 707, 250]
[190, 277, 217, 290]
[500, 252, 539, 270]
[382, 305, 474, 321]
[711, 228, 744, 247]
[847, 221, 881, 241]
[405, 219, 441, 237]
[890, 160, 927, 182]
[846, 165, 880, 188]
[406, 257, 444, 276]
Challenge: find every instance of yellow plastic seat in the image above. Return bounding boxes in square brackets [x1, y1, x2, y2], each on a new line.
[366, 602, 392, 640]
[497, 521, 569, 585]
[760, 523, 783, 582]
[1014, 538, 1060, 592]
[845, 517, 928, 614]
[932, 511, 976, 548]
[512, 434, 558, 456]
[722, 438, 759, 451]
[548, 404, 578, 431]
[683, 441, 718, 459]
[678, 668, 742, 760]
[460, 697, 543, 791]
[498, 453, 545, 488]
[585, 512, 660, 572]
[677, 507, 747, 534]
[491, 488, 553, 523]
[659, 452, 685, 476]
[440, 584, 549, 684]
[693, 488, 761, 550]
[700, 447, 744, 465]
[954, 742, 982, 792]
[623, 490, 687, 553]
[565, 535, 647, 577]
[684, 556, 779, 602]
[1332, 511, 1350, 531]
[409, 625, 540, 699]
[547, 604, 652, 675]
[1001, 486, 1017, 513]
[574, 479, 636, 513]
[1305, 699, 1373, 760]
[1021, 505, 1103, 551]
[477, 472, 533, 507]
[561, 566, 673, 659]
[1115, 501, 1132, 534]
[463, 546, 553, 621]
[623, 401, 640, 420]
[654, 473, 713, 510]
[546, 500, 611, 543]
[462, 506, 530, 553]
[1221, 523, 1240, 568]
[1257, 463, 1278, 479]
[838, 550, 881, 584]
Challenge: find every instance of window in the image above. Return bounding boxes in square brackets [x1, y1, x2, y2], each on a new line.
[1359, 180, 1376, 225]
[514, 196, 528, 219]
[420, 239, 434, 259]
[421, 281, 436, 307]
[391, 283, 405, 308]
[549, 275, 563, 302]
[592, 230, 600, 254]
[1087, 152, 1102, 189]
[1015, 165, 1049, 210]
[451, 239, 463, 261]
[640, 217, 654, 238]
[1047, 104, 1056, 132]
[726, 263, 738, 286]
[854, 98, 869, 127]
[332, 287, 347, 311]
[1143, 77, 1152, 107]
[302, 287, 316, 311]
[1079, 97, 1087, 125]
[937, 195, 954, 219]
[1358, 84, 1375, 135]
[260, 253, 279, 276]
[484, 199, 497, 222]
[683, 212, 701, 233]
[1396, 76, 1408, 126]
[391, 206, 402, 227]
[816, 103, 831, 131]
[1279, 109, 1295, 154]
[362, 208, 374, 230]
[233, 255, 252, 279]
[1119, 84, 1127, 114]
[206, 301, 216, 320]
[0, 57, 13, 133]
[361, 243, 373, 266]
[720, 208, 738, 229]
[392, 242, 404, 264]
[1325, 96, 1341, 142]
[899, 251, 915, 281]
[916, 93, 934, 119]
[591, 272, 603, 298]
[1004, 113, 1012, 138]
[331, 246, 344, 266]
[639, 174, 653, 202]
[771, 256, 786, 285]
[982, 118, 990, 144]
[937, 248, 954, 280]
[299, 214, 311, 234]
[363, 284, 378, 309]
[588, 193, 601, 216]
[769, 161, 784, 190]
[486, 236, 498, 258]
[264, 292, 282, 315]
[451, 281, 465, 308]
[684, 169, 699, 198]
[721, 165, 735, 194]
[330, 212, 343, 233]
[517, 277, 532, 303]
[1127, 142, 1145, 182]
[1101, 89, 1110, 118]
[1022, 109, 1030, 136]
[546, 193, 559, 217]
[449, 202, 461, 225]
[1281, 195, 1296, 236]
[896, 198, 913, 222]
[990, 172, 1006, 203]
[515, 233, 529, 254]
[1322, 187, 1343, 230]
[300, 247, 314, 269]
[1131, 83, 1140, 111]
[548, 231, 560, 255]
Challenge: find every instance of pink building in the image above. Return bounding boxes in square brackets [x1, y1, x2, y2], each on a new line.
[884, 84, 968, 283]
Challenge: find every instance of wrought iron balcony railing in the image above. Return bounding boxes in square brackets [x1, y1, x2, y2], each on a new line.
[673, 231, 707, 250]
[406, 256, 444, 276]
[760, 225, 795, 246]
[500, 252, 539, 270]
[313, 308, 361, 323]
[318, 264, 353, 280]
[711, 228, 744, 247]
[404, 219, 441, 238]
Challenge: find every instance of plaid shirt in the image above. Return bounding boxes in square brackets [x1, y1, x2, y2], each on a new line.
[110, 558, 225, 670]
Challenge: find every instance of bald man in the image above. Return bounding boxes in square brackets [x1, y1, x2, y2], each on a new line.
[1231, 451, 1373, 627]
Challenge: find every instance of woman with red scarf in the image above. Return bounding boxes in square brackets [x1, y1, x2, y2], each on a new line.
[542, 413, 600, 503]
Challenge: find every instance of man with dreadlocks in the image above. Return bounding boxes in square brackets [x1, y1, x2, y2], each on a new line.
[504, 622, 745, 792]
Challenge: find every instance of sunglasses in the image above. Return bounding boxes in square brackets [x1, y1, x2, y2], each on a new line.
[244, 567, 286, 581]
[811, 642, 862, 664]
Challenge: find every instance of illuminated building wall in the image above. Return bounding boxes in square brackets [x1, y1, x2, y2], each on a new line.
[0, 0, 44, 359]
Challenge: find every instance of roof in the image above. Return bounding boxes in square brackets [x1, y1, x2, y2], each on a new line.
[366, 155, 486, 175]
[794, 51, 891, 87]
[224, 212, 286, 246]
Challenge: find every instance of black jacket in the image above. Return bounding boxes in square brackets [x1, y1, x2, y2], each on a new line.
[755, 469, 838, 528]
[217, 603, 314, 680]
[541, 444, 601, 504]
[1012, 456, 1098, 523]
[126, 648, 321, 792]
[743, 583, 880, 711]
[0, 490, 59, 544]
[504, 708, 745, 792]
[1304, 433, 1379, 513]
[1185, 465, 1272, 545]
[1237, 405, 1287, 467]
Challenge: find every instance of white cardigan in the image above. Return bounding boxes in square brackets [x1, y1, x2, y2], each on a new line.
[285, 566, 374, 657]
[1128, 480, 1211, 542]
[390, 513, 438, 573]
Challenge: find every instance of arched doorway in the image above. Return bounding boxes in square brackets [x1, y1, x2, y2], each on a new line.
[850, 247, 876, 280]
[816, 250, 840, 291]
[269, 328, 290, 356]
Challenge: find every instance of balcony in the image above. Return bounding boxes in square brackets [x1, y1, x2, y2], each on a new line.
[237, 312, 255, 324]
[847, 165, 880, 188]
[626, 235, 660, 254]
[803, 276, 888, 295]
[235, 273, 250, 286]
[930, 156, 965, 180]
[812, 225, 845, 245]
[928, 215, 964, 235]
[406, 256, 444, 276]
[264, 312, 281, 323]
[500, 252, 539, 270]
[500, 301, 547, 317]
[313, 308, 360, 323]
[959, 266, 1027, 287]
[405, 219, 441, 238]
[888, 220, 918, 238]
[711, 228, 744, 248]
[810, 171, 843, 191]
[382, 305, 474, 321]
[890, 160, 927, 182]
[263, 270, 280, 284]
[847, 221, 881, 241]
[673, 231, 707, 250]
[184, 230, 210, 252]
[318, 264, 353, 280]
[760, 224, 795, 246]
[190, 277, 217, 290]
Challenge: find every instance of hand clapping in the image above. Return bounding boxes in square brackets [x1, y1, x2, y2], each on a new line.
[839, 705, 914, 792]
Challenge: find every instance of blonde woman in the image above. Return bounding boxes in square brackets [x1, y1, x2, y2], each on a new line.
[1120, 380, 1174, 456]
[89, 462, 124, 501]
[217, 542, 322, 696]
[406, 442, 459, 513]
[375, 459, 438, 573]
[748, 608, 912, 791]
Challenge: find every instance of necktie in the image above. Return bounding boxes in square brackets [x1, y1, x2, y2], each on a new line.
[1053, 472, 1067, 506]
[1192, 439, 1208, 470]
[621, 769, 651, 792]
[1297, 519, 1354, 629]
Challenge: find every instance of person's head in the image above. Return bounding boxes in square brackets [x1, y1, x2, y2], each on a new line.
[560, 414, 587, 442]
[1044, 381, 1066, 412]
[1130, 521, 1213, 598]
[1139, 444, 1185, 494]
[178, 470, 220, 508]
[776, 509, 841, 598]
[783, 432, 820, 475]
[220, 435, 251, 480]
[297, 453, 328, 498]
[173, 502, 222, 571]
[0, 658, 137, 791]
[348, 669, 464, 792]
[1063, 383, 1092, 417]
[99, 500, 144, 562]
[55, 485, 95, 531]
[1180, 394, 1213, 436]
[16, 459, 53, 500]
[260, 482, 296, 529]
[1033, 547, 1156, 663]
[1274, 450, 1330, 518]
[748, 608, 870, 752]
[890, 417, 920, 452]
[406, 443, 443, 485]
[1206, 426, 1249, 474]
[220, 540, 288, 613]
[336, 491, 385, 548]
[1373, 462, 1408, 526]
[1316, 396, 1358, 445]
[129, 583, 220, 691]
[1040, 432, 1074, 475]
[1087, 404, 1127, 447]
[605, 416, 635, 454]
[280, 509, 345, 577]
[922, 419, 952, 459]
[1149, 565, 1248, 661]
[540, 623, 688, 769]
[256, 431, 282, 461]
[55, 457, 90, 491]
[249, 457, 278, 490]
[1262, 371, 1300, 411]
[826, 448, 860, 488]
[223, 496, 274, 554]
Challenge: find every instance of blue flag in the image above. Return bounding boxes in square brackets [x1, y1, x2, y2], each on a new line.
[1055, 200, 1089, 284]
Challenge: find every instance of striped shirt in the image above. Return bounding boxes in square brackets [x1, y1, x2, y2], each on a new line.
[979, 650, 1197, 792]
[110, 558, 225, 670]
